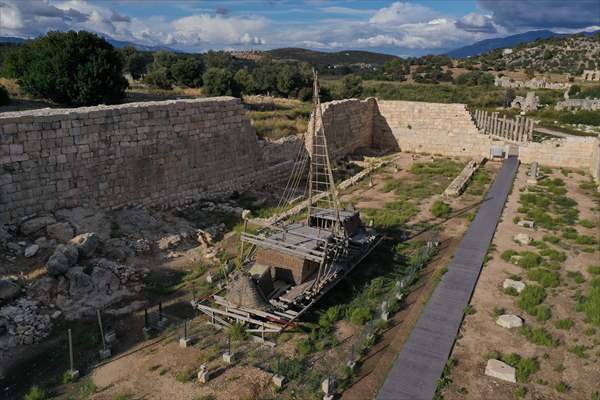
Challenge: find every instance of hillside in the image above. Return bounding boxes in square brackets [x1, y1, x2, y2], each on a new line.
[469, 32, 600, 75]
[446, 30, 560, 58]
[266, 47, 399, 66]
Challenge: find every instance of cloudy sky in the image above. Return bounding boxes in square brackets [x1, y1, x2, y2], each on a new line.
[0, 0, 599, 55]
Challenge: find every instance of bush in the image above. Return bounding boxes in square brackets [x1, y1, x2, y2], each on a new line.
[203, 67, 236, 96]
[171, 58, 203, 88]
[554, 318, 574, 330]
[339, 74, 363, 98]
[554, 381, 570, 393]
[430, 200, 451, 218]
[144, 66, 172, 89]
[589, 265, 600, 275]
[519, 326, 558, 347]
[579, 219, 596, 229]
[501, 249, 518, 262]
[583, 287, 600, 326]
[455, 71, 494, 86]
[5, 31, 127, 106]
[24, 385, 46, 400]
[349, 306, 372, 326]
[517, 285, 546, 315]
[527, 268, 560, 288]
[535, 305, 552, 322]
[542, 235, 560, 244]
[0, 85, 9, 106]
[567, 271, 585, 284]
[518, 252, 542, 269]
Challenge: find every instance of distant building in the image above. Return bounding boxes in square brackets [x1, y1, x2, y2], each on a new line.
[503, 48, 513, 55]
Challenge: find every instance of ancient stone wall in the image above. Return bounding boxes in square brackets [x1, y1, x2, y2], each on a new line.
[308, 98, 375, 159]
[0, 97, 293, 224]
[373, 100, 497, 158]
[519, 136, 598, 173]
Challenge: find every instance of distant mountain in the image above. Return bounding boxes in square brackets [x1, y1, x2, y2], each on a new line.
[446, 30, 561, 58]
[0, 37, 26, 44]
[0, 35, 180, 53]
[266, 47, 399, 66]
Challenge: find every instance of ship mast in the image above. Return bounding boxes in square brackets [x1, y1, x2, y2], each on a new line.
[306, 70, 342, 232]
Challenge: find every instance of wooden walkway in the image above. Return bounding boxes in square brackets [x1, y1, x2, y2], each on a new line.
[376, 156, 519, 400]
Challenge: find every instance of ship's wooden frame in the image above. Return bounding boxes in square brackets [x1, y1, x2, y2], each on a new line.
[192, 71, 382, 339]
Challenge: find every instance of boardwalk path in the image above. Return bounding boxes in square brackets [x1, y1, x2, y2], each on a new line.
[377, 156, 519, 400]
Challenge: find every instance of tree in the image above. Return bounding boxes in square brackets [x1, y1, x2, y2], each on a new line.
[144, 66, 172, 90]
[503, 88, 516, 108]
[252, 58, 279, 94]
[204, 50, 232, 69]
[4, 31, 127, 106]
[171, 58, 204, 87]
[455, 71, 494, 86]
[276, 64, 300, 97]
[0, 85, 9, 106]
[203, 67, 235, 96]
[233, 68, 255, 95]
[118, 46, 150, 80]
[340, 74, 363, 98]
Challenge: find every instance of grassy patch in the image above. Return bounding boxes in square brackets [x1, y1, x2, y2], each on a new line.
[554, 319, 574, 330]
[567, 271, 585, 284]
[519, 326, 558, 347]
[567, 344, 591, 358]
[430, 200, 452, 218]
[527, 268, 560, 288]
[517, 285, 546, 315]
[517, 251, 542, 269]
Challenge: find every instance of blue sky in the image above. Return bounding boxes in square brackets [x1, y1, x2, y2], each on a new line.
[0, 1, 599, 55]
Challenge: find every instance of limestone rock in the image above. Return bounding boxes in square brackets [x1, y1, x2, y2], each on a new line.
[29, 277, 57, 303]
[69, 233, 99, 258]
[46, 222, 75, 242]
[158, 234, 181, 251]
[485, 359, 516, 383]
[90, 267, 120, 294]
[514, 233, 532, 245]
[496, 314, 523, 329]
[66, 267, 94, 298]
[0, 280, 21, 302]
[20, 216, 56, 236]
[517, 220, 535, 228]
[503, 279, 526, 293]
[46, 244, 79, 276]
[24, 244, 39, 258]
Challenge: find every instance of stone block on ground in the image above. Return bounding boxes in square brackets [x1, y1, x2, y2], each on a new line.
[0, 280, 21, 302]
[517, 220, 535, 228]
[496, 314, 523, 329]
[485, 359, 516, 383]
[20, 216, 56, 236]
[514, 233, 532, 245]
[47, 222, 75, 242]
[503, 279, 526, 293]
[46, 244, 79, 276]
[69, 233, 99, 258]
[24, 244, 39, 258]
[272, 374, 285, 388]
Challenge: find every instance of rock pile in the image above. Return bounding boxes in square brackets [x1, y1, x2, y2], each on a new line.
[0, 298, 51, 348]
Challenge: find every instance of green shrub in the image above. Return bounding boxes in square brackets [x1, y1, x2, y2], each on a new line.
[504, 287, 519, 296]
[518, 252, 542, 269]
[535, 305, 552, 322]
[0, 85, 9, 106]
[583, 287, 600, 326]
[350, 306, 372, 326]
[567, 271, 585, 284]
[517, 285, 546, 315]
[464, 304, 476, 315]
[515, 386, 527, 398]
[554, 381, 570, 393]
[227, 321, 247, 341]
[494, 352, 539, 383]
[501, 249, 518, 262]
[567, 344, 590, 358]
[588, 265, 600, 275]
[554, 319, 574, 330]
[430, 200, 452, 218]
[203, 67, 236, 96]
[562, 227, 579, 240]
[527, 268, 560, 288]
[24, 386, 46, 400]
[175, 367, 195, 383]
[579, 219, 596, 229]
[575, 235, 598, 245]
[540, 248, 567, 262]
[5, 31, 127, 106]
[492, 307, 505, 317]
[519, 326, 558, 347]
[543, 235, 560, 244]
[455, 71, 494, 86]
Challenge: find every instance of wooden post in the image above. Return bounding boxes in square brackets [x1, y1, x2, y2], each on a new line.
[501, 115, 507, 139]
[513, 117, 519, 142]
[239, 219, 248, 262]
[97, 309, 107, 350]
[68, 328, 74, 372]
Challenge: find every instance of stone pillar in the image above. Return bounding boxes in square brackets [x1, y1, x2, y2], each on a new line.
[501, 115, 507, 139]
[527, 119, 534, 141]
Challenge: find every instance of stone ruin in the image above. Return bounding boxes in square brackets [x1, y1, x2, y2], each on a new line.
[495, 75, 571, 90]
[556, 98, 600, 111]
[511, 91, 539, 112]
[582, 70, 600, 81]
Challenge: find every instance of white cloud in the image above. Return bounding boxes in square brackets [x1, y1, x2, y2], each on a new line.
[369, 2, 440, 25]
[0, 2, 24, 30]
[171, 14, 268, 46]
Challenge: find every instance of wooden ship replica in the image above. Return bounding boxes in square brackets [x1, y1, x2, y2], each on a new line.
[192, 72, 382, 338]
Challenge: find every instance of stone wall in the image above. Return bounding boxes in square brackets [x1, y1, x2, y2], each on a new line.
[519, 136, 598, 173]
[307, 98, 375, 159]
[0, 97, 296, 224]
[373, 100, 498, 158]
